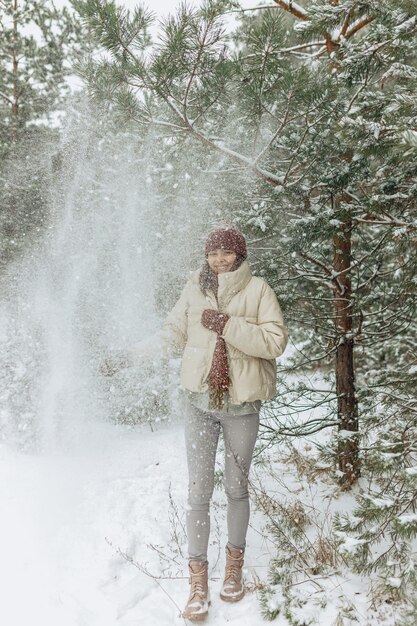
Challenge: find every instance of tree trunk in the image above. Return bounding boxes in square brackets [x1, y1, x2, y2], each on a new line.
[333, 216, 360, 487]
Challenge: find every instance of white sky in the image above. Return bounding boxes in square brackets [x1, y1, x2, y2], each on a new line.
[53, 0, 196, 13]
[118, 0, 199, 14]
[54, 0, 266, 17]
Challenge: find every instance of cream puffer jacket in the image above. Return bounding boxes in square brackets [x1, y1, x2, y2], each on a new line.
[153, 260, 288, 405]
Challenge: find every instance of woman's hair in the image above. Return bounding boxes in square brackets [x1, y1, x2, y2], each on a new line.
[199, 254, 245, 296]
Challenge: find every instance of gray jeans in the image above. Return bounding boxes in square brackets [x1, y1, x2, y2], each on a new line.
[185, 405, 260, 561]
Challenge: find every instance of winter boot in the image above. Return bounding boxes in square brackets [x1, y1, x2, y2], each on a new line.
[182, 560, 210, 621]
[220, 544, 245, 602]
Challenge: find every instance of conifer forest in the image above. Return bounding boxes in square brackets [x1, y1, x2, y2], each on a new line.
[1, 1, 416, 625]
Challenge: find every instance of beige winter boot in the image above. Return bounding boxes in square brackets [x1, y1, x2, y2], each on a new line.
[182, 560, 210, 621]
[220, 544, 245, 602]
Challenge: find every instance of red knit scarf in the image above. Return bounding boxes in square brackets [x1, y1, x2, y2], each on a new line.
[203, 258, 242, 410]
[208, 289, 230, 410]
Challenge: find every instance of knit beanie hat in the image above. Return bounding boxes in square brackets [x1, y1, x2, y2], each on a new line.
[204, 227, 247, 259]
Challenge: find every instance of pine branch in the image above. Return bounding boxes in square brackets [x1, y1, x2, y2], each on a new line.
[189, 129, 284, 185]
[339, 6, 353, 39]
[264, 419, 340, 437]
[361, 297, 410, 324]
[346, 71, 371, 113]
[148, 118, 185, 130]
[345, 15, 375, 40]
[146, 88, 284, 185]
[190, 86, 226, 125]
[225, 4, 281, 14]
[0, 91, 13, 105]
[355, 265, 381, 293]
[183, 17, 211, 122]
[254, 86, 295, 163]
[334, 232, 391, 281]
[270, 2, 375, 60]
[271, 0, 309, 21]
[299, 252, 345, 294]
[354, 216, 417, 230]
[277, 40, 326, 54]
[377, 392, 417, 415]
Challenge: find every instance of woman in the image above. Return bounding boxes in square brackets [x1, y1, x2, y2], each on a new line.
[102, 226, 288, 621]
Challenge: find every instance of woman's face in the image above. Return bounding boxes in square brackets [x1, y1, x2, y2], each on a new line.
[207, 248, 237, 274]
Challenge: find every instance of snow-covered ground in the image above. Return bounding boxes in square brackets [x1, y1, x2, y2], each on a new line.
[0, 411, 400, 626]
[0, 417, 276, 626]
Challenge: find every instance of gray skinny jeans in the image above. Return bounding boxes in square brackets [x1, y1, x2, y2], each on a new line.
[185, 405, 260, 562]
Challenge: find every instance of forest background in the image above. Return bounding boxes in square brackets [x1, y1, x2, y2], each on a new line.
[1, 1, 416, 625]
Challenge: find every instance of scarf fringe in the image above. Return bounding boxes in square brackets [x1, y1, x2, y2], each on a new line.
[208, 385, 226, 410]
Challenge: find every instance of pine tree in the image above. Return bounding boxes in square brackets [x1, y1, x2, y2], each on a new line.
[75, 0, 416, 486]
[73, 0, 417, 612]
[0, 0, 86, 267]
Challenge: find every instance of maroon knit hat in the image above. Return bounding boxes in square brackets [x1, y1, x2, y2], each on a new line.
[204, 227, 247, 259]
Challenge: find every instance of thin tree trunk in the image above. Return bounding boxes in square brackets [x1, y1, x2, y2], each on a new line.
[332, 215, 360, 486]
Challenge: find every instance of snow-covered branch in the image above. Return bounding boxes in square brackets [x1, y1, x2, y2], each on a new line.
[354, 216, 417, 230]
[277, 41, 326, 54]
[271, 0, 309, 21]
[345, 15, 375, 39]
[0, 90, 13, 106]
[299, 252, 345, 294]
[195, 134, 285, 185]
[254, 88, 295, 163]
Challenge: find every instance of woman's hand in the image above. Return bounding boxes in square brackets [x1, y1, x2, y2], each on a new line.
[99, 351, 132, 377]
[201, 309, 230, 335]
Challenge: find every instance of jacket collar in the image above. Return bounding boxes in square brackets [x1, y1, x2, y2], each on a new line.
[191, 260, 253, 308]
[217, 260, 252, 308]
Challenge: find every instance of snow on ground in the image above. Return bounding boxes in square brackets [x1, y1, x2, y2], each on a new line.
[0, 418, 272, 626]
[0, 414, 399, 626]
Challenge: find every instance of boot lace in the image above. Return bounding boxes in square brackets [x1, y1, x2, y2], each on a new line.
[190, 570, 206, 600]
[224, 559, 242, 586]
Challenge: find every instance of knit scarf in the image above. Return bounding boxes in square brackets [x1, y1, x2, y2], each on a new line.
[199, 257, 243, 410]
[207, 319, 230, 411]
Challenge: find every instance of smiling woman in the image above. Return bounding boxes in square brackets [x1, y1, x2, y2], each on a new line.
[100, 224, 288, 621]
[207, 249, 237, 273]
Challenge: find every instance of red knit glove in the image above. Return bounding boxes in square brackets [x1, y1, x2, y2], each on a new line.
[201, 309, 230, 335]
